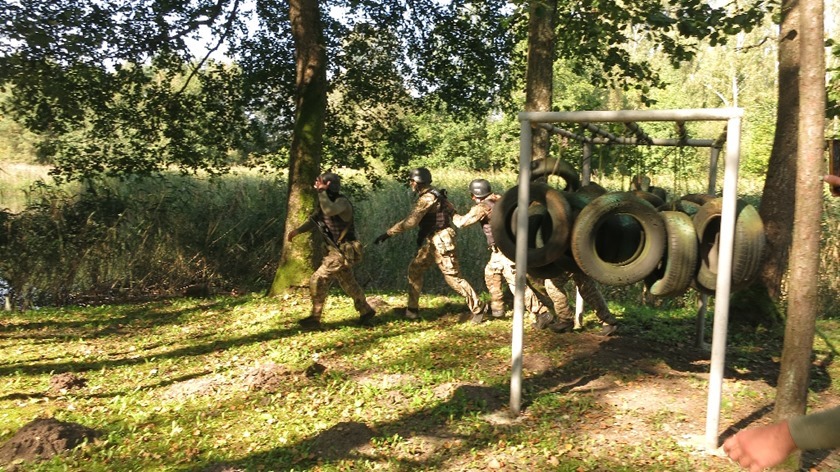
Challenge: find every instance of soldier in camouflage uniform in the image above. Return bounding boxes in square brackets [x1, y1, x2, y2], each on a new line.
[452, 179, 568, 331]
[287, 173, 375, 329]
[374, 167, 487, 322]
[543, 273, 618, 335]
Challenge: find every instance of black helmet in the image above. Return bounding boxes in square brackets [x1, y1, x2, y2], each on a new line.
[318, 172, 341, 193]
[469, 179, 492, 198]
[409, 167, 432, 185]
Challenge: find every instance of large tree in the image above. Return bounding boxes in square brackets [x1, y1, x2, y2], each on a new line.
[773, 0, 825, 453]
[268, 0, 328, 294]
[0, 0, 520, 293]
[758, 0, 800, 301]
[0, 0, 772, 297]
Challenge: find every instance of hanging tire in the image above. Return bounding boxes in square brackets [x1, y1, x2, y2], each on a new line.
[571, 192, 666, 286]
[681, 193, 716, 206]
[649, 186, 668, 203]
[490, 183, 572, 268]
[692, 197, 766, 294]
[576, 182, 608, 200]
[630, 190, 665, 208]
[530, 157, 581, 191]
[644, 211, 699, 297]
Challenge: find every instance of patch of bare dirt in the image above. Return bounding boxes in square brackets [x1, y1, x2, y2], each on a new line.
[48, 373, 87, 395]
[0, 418, 98, 470]
[161, 374, 229, 400]
[240, 362, 291, 392]
[520, 331, 840, 471]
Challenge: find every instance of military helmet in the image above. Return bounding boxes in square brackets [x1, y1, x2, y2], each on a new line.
[469, 179, 492, 198]
[318, 172, 341, 193]
[408, 167, 432, 185]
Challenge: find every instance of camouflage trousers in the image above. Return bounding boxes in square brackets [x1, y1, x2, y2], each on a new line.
[544, 271, 616, 325]
[408, 228, 485, 315]
[310, 241, 373, 319]
[484, 248, 549, 316]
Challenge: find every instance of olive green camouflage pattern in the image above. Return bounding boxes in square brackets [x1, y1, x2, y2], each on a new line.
[407, 227, 485, 315]
[311, 241, 373, 318]
[545, 272, 616, 325]
[484, 248, 549, 317]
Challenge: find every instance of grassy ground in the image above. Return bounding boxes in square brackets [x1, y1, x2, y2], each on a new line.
[2, 290, 839, 471]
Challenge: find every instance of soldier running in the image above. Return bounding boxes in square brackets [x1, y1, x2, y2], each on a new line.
[374, 167, 487, 322]
[287, 172, 375, 329]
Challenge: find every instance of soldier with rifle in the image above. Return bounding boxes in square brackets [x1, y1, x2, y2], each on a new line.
[287, 172, 376, 329]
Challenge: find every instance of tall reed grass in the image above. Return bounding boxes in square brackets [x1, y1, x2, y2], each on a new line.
[1, 164, 838, 319]
[0, 163, 59, 213]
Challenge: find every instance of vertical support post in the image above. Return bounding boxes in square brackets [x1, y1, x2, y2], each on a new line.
[696, 146, 720, 348]
[574, 141, 593, 326]
[705, 116, 742, 450]
[511, 118, 533, 416]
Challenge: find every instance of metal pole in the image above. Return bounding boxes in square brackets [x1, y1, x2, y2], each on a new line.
[696, 146, 721, 349]
[510, 118, 533, 416]
[704, 115, 742, 450]
[520, 108, 743, 124]
[575, 142, 593, 327]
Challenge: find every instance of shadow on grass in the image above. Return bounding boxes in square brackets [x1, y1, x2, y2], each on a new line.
[196, 383, 514, 471]
[0, 296, 253, 341]
[194, 333, 722, 470]
[0, 300, 474, 406]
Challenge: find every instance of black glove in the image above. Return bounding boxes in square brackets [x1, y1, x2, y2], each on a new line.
[373, 233, 390, 245]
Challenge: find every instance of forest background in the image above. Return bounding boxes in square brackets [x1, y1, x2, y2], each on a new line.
[2, 0, 840, 469]
[3, 0, 840, 310]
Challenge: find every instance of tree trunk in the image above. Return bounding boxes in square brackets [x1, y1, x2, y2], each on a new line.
[269, 0, 328, 296]
[774, 0, 824, 467]
[525, 0, 557, 161]
[758, 0, 799, 300]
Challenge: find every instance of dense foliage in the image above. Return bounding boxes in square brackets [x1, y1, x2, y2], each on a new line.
[0, 0, 782, 183]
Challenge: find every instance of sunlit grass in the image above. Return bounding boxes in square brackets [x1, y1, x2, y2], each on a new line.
[3, 291, 835, 471]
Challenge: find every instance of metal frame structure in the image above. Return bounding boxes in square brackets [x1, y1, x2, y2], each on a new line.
[510, 108, 744, 451]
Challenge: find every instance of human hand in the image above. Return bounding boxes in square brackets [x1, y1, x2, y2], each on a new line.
[722, 420, 797, 471]
[825, 174, 840, 196]
[313, 177, 330, 193]
[373, 233, 390, 245]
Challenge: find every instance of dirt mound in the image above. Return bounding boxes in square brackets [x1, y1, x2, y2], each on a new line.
[49, 373, 87, 394]
[0, 418, 97, 470]
[161, 374, 228, 400]
[240, 362, 291, 392]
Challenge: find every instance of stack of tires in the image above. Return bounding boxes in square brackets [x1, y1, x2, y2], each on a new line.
[489, 157, 766, 297]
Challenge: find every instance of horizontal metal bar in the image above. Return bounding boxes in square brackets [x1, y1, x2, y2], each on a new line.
[519, 108, 744, 123]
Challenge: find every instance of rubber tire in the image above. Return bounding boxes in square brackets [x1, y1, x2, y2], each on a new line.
[490, 183, 572, 268]
[692, 197, 766, 294]
[644, 211, 699, 297]
[630, 190, 665, 208]
[571, 192, 666, 286]
[681, 193, 716, 206]
[576, 182, 608, 201]
[530, 157, 581, 191]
